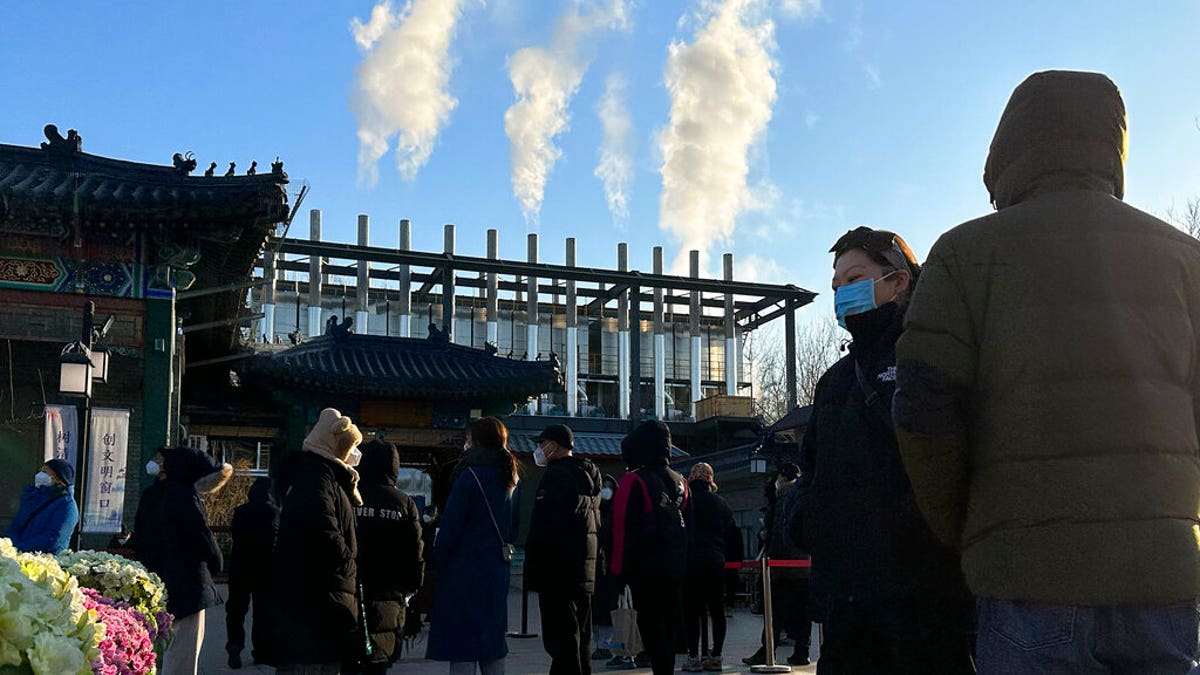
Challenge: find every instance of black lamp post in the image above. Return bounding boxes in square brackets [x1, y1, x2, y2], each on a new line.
[59, 301, 112, 548]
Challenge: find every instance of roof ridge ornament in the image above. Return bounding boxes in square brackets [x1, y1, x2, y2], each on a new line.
[172, 151, 197, 175]
[40, 124, 82, 157]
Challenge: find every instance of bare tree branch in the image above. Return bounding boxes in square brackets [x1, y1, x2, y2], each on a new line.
[749, 315, 843, 424]
[1167, 197, 1200, 239]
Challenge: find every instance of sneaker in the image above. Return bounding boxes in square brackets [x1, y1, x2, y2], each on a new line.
[741, 648, 766, 666]
[634, 652, 651, 668]
[226, 647, 242, 670]
[787, 652, 811, 666]
[702, 655, 723, 671]
[605, 655, 635, 670]
[591, 648, 614, 660]
[681, 656, 703, 672]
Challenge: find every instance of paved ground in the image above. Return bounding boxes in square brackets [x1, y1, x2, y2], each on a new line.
[199, 583, 820, 674]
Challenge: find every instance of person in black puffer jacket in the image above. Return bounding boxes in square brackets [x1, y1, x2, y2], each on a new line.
[524, 424, 601, 675]
[350, 438, 424, 674]
[681, 463, 736, 672]
[128, 451, 167, 576]
[159, 446, 233, 675]
[611, 420, 689, 675]
[226, 477, 280, 669]
[272, 408, 364, 673]
[795, 227, 974, 674]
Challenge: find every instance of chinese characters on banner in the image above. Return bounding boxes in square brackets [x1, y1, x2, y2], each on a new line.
[83, 407, 130, 534]
[43, 404, 79, 468]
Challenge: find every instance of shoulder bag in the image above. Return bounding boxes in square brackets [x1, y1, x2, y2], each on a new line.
[468, 468, 515, 563]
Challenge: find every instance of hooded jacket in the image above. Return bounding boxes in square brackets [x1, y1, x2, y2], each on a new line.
[229, 477, 279, 586]
[160, 446, 232, 618]
[524, 453, 602, 594]
[611, 421, 689, 579]
[273, 448, 361, 664]
[354, 439, 424, 665]
[129, 478, 167, 575]
[895, 70, 1200, 604]
[684, 480, 735, 572]
[6, 483, 78, 555]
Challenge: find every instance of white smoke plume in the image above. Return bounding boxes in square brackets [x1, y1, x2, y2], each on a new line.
[658, 0, 777, 273]
[594, 73, 633, 223]
[505, 1, 628, 223]
[350, 0, 465, 185]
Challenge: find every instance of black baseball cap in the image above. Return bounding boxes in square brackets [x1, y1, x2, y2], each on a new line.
[532, 423, 574, 450]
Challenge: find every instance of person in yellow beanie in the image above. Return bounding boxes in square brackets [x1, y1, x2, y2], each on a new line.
[273, 408, 364, 673]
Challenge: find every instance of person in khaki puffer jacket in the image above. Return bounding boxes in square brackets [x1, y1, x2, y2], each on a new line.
[895, 70, 1200, 673]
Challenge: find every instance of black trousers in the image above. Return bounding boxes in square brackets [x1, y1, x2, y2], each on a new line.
[815, 598, 975, 675]
[628, 577, 682, 675]
[685, 566, 727, 657]
[225, 575, 274, 663]
[539, 588, 593, 675]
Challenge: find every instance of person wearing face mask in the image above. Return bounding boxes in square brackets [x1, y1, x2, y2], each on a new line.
[271, 407, 364, 674]
[128, 451, 168, 576]
[6, 458, 78, 554]
[523, 424, 602, 675]
[795, 227, 974, 674]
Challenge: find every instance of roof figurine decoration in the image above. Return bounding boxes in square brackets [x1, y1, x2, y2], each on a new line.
[241, 332, 563, 401]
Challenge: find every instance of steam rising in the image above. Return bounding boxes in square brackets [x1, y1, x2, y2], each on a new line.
[350, 0, 465, 185]
[594, 73, 633, 223]
[505, 1, 628, 223]
[658, 0, 777, 273]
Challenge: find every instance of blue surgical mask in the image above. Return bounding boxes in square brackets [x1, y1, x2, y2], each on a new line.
[834, 271, 897, 329]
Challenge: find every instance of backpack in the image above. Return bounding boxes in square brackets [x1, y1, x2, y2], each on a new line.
[626, 466, 689, 578]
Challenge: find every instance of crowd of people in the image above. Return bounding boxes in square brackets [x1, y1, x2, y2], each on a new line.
[9, 69, 1200, 674]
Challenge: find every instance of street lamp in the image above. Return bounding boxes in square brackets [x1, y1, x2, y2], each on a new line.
[749, 447, 768, 474]
[89, 343, 110, 383]
[59, 341, 94, 398]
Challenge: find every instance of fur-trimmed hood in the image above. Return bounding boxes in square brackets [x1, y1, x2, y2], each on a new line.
[162, 446, 233, 495]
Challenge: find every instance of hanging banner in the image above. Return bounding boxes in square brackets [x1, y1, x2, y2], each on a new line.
[83, 408, 131, 534]
[43, 404, 79, 469]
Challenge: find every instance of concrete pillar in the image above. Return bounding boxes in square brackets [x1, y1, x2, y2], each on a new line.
[629, 281, 642, 422]
[486, 229, 499, 346]
[566, 238, 578, 416]
[617, 243, 630, 418]
[261, 247, 276, 341]
[653, 247, 666, 420]
[785, 300, 797, 410]
[443, 224, 456, 342]
[398, 219, 412, 337]
[526, 234, 539, 414]
[724, 253, 737, 395]
[689, 250, 702, 418]
[307, 210, 323, 337]
[356, 215, 370, 333]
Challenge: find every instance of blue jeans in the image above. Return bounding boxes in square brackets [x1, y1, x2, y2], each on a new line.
[977, 598, 1200, 674]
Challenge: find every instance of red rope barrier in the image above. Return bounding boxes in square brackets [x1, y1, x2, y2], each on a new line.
[723, 558, 811, 569]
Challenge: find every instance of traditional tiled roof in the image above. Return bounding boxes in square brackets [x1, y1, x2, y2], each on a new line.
[242, 333, 563, 401]
[0, 126, 289, 232]
[509, 431, 688, 459]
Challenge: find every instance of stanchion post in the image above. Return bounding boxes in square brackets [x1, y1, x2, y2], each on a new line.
[751, 557, 791, 673]
[507, 573, 538, 639]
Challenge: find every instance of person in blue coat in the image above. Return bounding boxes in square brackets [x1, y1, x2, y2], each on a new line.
[6, 458, 78, 554]
[426, 416, 520, 675]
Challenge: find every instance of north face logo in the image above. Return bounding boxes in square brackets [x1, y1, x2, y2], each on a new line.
[877, 366, 896, 383]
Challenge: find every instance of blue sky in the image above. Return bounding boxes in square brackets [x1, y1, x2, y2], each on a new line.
[3, 1, 1199, 322]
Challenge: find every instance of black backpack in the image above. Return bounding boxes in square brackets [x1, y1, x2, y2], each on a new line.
[627, 466, 689, 578]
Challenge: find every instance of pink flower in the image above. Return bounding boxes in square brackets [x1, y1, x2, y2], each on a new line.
[82, 587, 157, 675]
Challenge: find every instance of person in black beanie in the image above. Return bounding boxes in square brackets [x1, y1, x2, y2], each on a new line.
[225, 477, 280, 669]
[610, 420, 689, 675]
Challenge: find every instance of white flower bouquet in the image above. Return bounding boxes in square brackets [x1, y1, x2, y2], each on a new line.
[0, 538, 102, 675]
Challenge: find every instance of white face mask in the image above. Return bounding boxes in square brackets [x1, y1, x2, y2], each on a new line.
[533, 444, 548, 467]
[34, 471, 53, 488]
[146, 460, 160, 476]
[345, 446, 362, 467]
[600, 487, 614, 501]
[422, 514, 433, 524]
